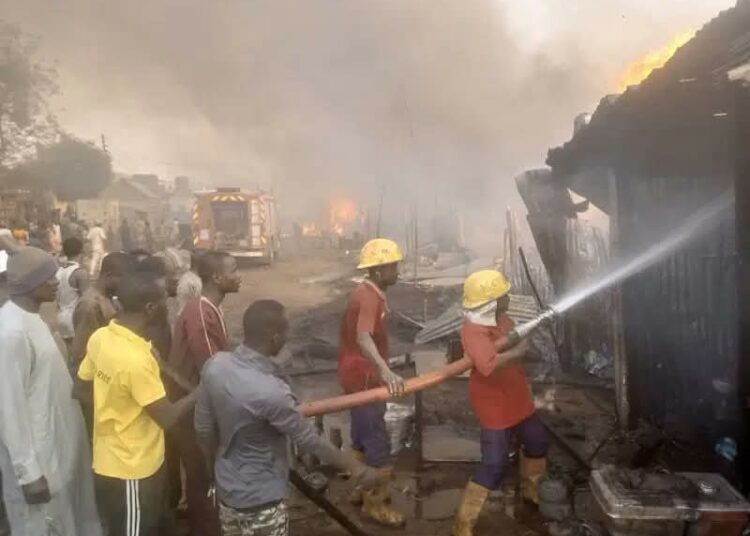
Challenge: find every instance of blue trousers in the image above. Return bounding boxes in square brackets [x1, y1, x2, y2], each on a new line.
[473, 413, 548, 490]
[350, 402, 391, 468]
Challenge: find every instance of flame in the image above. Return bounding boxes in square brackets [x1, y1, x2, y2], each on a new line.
[300, 197, 358, 237]
[328, 197, 357, 236]
[301, 223, 321, 237]
[617, 30, 695, 91]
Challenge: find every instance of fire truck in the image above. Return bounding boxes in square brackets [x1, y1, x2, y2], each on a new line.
[192, 188, 279, 263]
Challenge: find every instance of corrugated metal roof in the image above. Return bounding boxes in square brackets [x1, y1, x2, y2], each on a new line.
[548, 1, 750, 176]
[114, 178, 161, 200]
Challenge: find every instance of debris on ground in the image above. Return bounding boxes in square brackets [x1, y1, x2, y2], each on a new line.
[213, 253, 749, 535]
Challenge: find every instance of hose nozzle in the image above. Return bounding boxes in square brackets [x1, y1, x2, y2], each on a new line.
[514, 307, 558, 340]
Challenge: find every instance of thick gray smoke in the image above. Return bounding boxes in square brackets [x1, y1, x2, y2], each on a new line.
[0, 0, 733, 249]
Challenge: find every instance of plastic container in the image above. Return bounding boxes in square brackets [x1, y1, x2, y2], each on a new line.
[539, 478, 572, 521]
[590, 467, 750, 536]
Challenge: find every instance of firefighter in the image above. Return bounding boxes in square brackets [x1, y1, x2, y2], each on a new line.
[337, 238, 405, 528]
[452, 270, 548, 536]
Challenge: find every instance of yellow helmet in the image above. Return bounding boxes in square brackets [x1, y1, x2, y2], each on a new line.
[463, 269, 511, 309]
[357, 238, 404, 270]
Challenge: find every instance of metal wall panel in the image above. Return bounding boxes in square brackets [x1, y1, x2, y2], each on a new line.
[618, 175, 739, 443]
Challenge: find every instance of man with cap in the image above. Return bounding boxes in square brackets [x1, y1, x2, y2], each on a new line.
[0, 247, 101, 535]
[452, 270, 548, 536]
[337, 238, 406, 527]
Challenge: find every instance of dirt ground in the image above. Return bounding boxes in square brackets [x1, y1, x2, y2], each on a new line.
[222, 252, 348, 336]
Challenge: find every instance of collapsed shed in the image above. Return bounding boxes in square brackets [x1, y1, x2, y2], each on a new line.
[519, 0, 750, 470]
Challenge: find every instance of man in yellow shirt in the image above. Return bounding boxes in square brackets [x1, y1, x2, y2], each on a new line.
[77, 271, 196, 536]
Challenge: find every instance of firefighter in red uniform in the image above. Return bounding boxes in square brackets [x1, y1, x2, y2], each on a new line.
[338, 238, 406, 528]
[452, 270, 548, 536]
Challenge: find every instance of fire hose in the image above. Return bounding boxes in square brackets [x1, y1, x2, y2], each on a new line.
[298, 308, 557, 417]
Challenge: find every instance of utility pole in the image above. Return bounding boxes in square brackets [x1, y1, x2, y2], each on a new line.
[375, 185, 384, 238]
[101, 134, 108, 154]
[413, 202, 419, 283]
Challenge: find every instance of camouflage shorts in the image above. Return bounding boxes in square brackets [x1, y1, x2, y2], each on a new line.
[219, 501, 289, 536]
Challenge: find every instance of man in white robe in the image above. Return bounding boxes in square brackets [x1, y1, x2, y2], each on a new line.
[0, 246, 101, 536]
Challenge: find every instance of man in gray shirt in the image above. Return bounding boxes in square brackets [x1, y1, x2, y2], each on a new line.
[195, 299, 381, 536]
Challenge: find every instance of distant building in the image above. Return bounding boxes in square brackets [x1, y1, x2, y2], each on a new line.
[0, 188, 60, 225]
[100, 177, 163, 205]
[76, 176, 169, 239]
[130, 174, 163, 196]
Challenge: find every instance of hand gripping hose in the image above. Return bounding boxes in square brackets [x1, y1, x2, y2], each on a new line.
[298, 309, 556, 418]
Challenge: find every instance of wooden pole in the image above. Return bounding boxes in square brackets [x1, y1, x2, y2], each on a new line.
[375, 186, 384, 238]
[413, 203, 419, 283]
[609, 170, 630, 429]
[290, 470, 369, 536]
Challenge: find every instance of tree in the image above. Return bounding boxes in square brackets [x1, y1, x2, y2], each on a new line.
[0, 20, 59, 169]
[0, 23, 110, 201]
[7, 134, 113, 200]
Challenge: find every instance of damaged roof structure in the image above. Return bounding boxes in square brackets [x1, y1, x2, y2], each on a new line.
[520, 0, 750, 474]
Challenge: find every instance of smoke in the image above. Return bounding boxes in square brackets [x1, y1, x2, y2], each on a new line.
[0, 0, 734, 248]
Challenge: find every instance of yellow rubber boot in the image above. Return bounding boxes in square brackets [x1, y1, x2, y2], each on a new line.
[519, 453, 546, 505]
[452, 481, 490, 536]
[348, 451, 367, 506]
[377, 467, 394, 503]
[361, 475, 405, 528]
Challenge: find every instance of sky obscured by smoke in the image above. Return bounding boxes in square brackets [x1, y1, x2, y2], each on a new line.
[0, 0, 735, 242]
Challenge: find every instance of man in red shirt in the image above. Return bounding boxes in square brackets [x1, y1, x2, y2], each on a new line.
[169, 251, 241, 536]
[452, 270, 548, 536]
[338, 238, 405, 528]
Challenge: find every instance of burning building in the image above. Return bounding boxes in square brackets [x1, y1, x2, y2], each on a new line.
[616, 30, 696, 92]
[519, 0, 750, 475]
[327, 197, 358, 237]
[299, 196, 365, 250]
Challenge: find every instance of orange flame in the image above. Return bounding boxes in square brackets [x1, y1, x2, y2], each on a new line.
[328, 197, 357, 236]
[301, 223, 321, 237]
[300, 197, 358, 238]
[617, 30, 695, 91]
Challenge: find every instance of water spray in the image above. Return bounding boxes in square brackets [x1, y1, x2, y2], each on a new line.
[553, 189, 732, 314]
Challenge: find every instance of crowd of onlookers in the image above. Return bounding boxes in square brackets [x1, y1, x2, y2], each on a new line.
[0, 214, 186, 277]
[0, 221, 385, 536]
[0, 224, 205, 535]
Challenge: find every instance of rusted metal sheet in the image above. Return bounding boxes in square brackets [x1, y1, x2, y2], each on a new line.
[414, 294, 541, 345]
